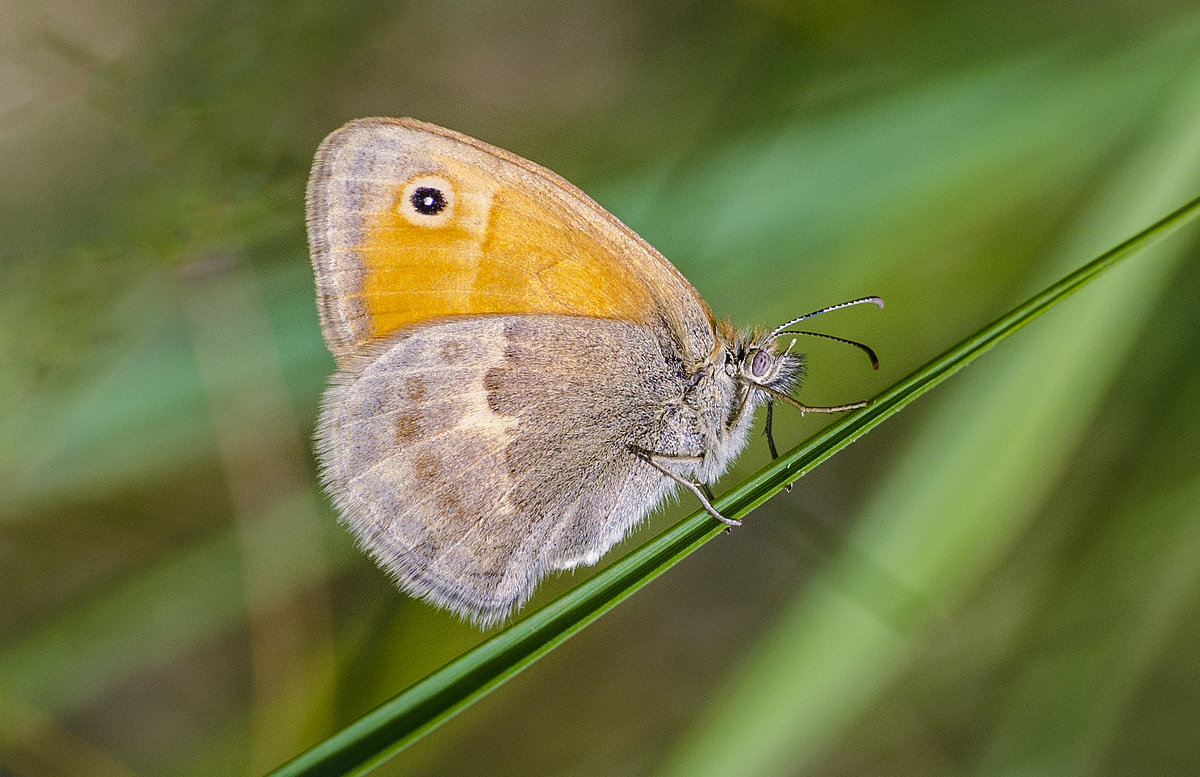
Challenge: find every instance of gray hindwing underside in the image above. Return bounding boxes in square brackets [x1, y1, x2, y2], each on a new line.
[316, 314, 702, 625]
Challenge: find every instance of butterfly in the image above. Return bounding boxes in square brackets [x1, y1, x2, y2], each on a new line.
[307, 117, 881, 626]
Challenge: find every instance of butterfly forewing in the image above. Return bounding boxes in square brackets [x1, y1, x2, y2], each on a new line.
[306, 117, 715, 364]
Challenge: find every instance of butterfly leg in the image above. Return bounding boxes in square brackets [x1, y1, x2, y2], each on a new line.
[763, 399, 793, 493]
[629, 446, 740, 526]
[764, 399, 780, 460]
[696, 480, 730, 534]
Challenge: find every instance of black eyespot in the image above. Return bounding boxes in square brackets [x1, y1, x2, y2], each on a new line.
[751, 349, 773, 378]
[410, 186, 447, 216]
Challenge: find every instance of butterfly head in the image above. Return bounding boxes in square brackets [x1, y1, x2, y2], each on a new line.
[726, 326, 807, 401]
[708, 295, 884, 425]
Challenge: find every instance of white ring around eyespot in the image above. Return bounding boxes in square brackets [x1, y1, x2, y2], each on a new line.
[398, 175, 456, 227]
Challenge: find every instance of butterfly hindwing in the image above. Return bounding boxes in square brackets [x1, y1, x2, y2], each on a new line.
[317, 315, 699, 625]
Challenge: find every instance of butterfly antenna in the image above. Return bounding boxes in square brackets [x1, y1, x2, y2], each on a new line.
[768, 296, 883, 339]
[757, 296, 882, 412]
[768, 296, 883, 370]
[774, 330, 879, 370]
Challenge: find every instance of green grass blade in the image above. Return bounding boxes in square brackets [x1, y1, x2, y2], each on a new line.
[265, 191, 1200, 777]
[659, 60, 1200, 777]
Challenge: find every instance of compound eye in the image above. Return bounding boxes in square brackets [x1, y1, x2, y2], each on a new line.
[750, 349, 773, 379]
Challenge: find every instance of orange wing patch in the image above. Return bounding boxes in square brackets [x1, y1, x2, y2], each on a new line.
[307, 118, 712, 365]
[358, 175, 660, 338]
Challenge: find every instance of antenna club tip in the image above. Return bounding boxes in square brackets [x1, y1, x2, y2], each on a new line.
[869, 296, 885, 309]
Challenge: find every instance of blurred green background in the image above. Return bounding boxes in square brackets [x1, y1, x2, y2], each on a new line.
[3, 1, 1200, 775]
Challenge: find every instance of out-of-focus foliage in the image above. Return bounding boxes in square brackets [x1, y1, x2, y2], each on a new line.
[2, 2, 1199, 776]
